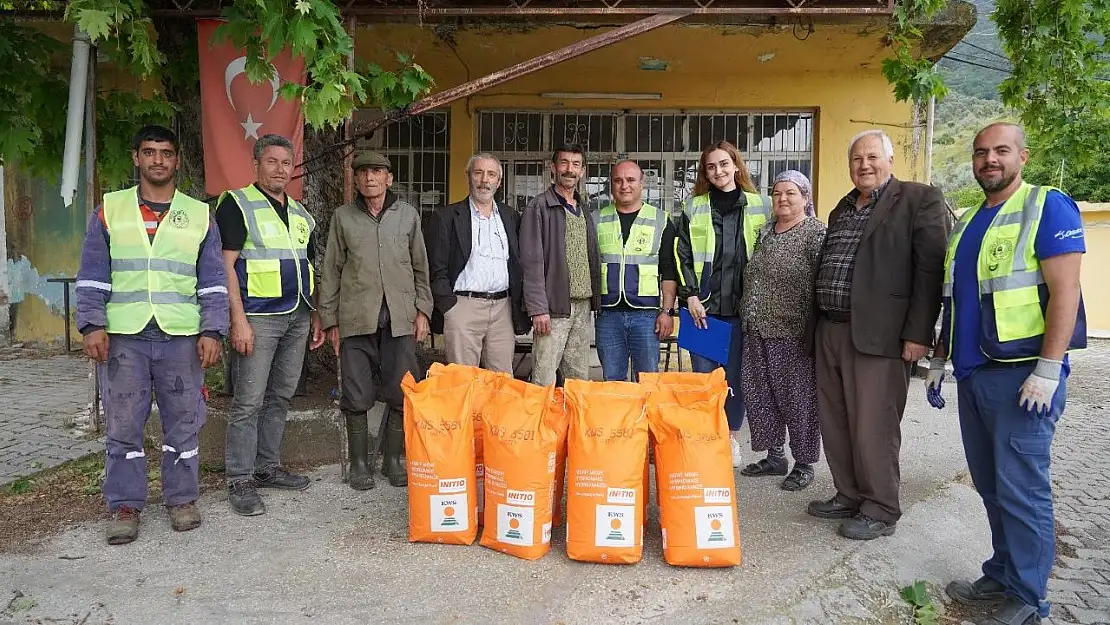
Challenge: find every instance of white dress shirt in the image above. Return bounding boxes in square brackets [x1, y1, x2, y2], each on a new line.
[453, 199, 510, 293]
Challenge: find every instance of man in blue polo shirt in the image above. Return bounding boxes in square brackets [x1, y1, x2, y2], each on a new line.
[926, 122, 1086, 625]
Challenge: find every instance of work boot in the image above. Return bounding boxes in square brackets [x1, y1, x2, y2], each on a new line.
[254, 466, 310, 491]
[976, 598, 1041, 625]
[383, 410, 407, 488]
[344, 410, 375, 491]
[228, 480, 265, 516]
[838, 513, 896, 540]
[106, 506, 141, 545]
[166, 501, 202, 532]
[946, 575, 1007, 607]
[807, 495, 859, 519]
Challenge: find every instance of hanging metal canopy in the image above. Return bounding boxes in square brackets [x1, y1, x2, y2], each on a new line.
[136, 0, 894, 19]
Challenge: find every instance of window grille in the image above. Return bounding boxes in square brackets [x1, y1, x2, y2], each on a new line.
[358, 111, 451, 211]
[477, 110, 815, 215]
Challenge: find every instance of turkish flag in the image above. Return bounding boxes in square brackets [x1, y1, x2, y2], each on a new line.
[197, 19, 306, 199]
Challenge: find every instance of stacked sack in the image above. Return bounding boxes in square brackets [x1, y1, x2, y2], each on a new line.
[400, 365, 742, 567]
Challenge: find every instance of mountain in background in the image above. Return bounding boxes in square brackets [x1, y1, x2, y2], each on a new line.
[936, 0, 1007, 100]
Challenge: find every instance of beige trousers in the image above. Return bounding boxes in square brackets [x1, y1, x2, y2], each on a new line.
[443, 295, 516, 373]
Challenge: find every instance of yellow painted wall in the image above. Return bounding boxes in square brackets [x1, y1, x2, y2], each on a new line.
[354, 21, 924, 214]
[1079, 206, 1110, 335]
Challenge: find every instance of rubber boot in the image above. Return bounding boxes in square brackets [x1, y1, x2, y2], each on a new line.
[344, 411, 375, 491]
[383, 410, 408, 488]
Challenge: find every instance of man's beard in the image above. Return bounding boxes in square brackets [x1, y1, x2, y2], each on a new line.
[975, 168, 1017, 193]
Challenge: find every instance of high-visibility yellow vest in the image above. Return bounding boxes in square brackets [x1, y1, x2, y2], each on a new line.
[597, 203, 666, 308]
[224, 185, 315, 315]
[676, 192, 771, 302]
[942, 183, 1086, 361]
[103, 187, 208, 335]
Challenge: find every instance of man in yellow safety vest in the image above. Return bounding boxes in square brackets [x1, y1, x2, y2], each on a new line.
[76, 125, 228, 545]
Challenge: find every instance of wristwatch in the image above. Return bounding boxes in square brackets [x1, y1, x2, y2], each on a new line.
[662, 307, 677, 317]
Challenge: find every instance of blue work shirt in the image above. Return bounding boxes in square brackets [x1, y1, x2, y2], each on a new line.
[945, 189, 1086, 380]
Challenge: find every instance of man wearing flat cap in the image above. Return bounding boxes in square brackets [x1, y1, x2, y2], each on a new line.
[317, 151, 433, 490]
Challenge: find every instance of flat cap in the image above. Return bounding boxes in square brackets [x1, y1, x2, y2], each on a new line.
[352, 151, 391, 171]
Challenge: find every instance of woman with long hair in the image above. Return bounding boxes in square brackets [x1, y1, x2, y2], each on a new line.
[674, 141, 773, 469]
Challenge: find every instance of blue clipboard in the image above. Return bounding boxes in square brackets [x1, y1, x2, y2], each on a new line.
[677, 308, 733, 365]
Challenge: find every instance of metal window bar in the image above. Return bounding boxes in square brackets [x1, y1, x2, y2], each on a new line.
[478, 110, 814, 214]
[358, 111, 451, 212]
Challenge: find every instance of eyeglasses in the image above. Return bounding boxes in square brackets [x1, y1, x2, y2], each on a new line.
[477, 218, 508, 260]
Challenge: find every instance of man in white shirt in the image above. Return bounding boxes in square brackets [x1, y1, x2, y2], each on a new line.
[425, 153, 528, 371]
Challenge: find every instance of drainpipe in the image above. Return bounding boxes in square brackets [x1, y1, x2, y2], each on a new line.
[60, 26, 91, 208]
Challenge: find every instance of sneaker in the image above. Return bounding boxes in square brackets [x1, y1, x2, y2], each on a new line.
[254, 466, 310, 491]
[107, 506, 141, 545]
[166, 501, 202, 532]
[730, 436, 743, 468]
[228, 480, 265, 516]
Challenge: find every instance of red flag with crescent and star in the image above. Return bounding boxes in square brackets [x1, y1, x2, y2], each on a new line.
[197, 19, 306, 199]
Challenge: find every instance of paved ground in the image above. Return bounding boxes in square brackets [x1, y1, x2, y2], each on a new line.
[1046, 349, 1110, 625]
[0, 343, 1107, 624]
[0, 348, 101, 486]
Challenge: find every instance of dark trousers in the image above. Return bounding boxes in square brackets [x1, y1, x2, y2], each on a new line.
[815, 318, 910, 523]
[958, 364, 1062, 618]
[101, 335, 204, 512]
[339, 332, 420, 414]
[690, 316, 745, 431]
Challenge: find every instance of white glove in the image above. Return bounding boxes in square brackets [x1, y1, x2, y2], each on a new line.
[925, 358, 946, 409]
[1018, 358, 1062, 416]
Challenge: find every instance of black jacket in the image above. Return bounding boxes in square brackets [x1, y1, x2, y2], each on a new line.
[675, 191, 749, 317]
[423, 198, 530, 336]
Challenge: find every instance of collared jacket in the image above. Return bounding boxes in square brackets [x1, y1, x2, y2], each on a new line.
[518, 186, 602, 317]
[75, 188, 229, 339]
[803, 177, 950, 359]
[318, 191, 433, 339]
[423, 197, 529, 335]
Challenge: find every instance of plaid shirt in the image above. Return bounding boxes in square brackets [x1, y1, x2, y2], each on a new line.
[816, 177, 892, 314]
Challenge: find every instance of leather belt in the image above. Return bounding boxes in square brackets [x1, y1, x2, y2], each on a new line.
[455, 290, 509, 301]
[819, 310, 851, 323]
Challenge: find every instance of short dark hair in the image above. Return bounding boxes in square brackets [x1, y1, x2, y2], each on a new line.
[551, 143, 585, 164]
[131, 125, 179, 152]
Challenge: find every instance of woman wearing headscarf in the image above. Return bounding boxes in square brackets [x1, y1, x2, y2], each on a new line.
[674, 141, 773, 469]
[738, 170, 826, 490]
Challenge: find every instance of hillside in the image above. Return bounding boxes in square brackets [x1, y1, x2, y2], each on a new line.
[936, 0, 1007, 100]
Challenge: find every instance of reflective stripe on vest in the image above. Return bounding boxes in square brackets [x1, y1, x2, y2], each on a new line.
[677, 192, 771, 302]
[597, 203, 666, 308]
[227, 186, 316, 315]
[103, 187, 208, 335]
[942, 183, 1085, 361]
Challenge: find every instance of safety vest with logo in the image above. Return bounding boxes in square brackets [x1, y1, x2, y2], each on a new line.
[103, 187, 209, 335]
[597, 203, 667, 309]
[225, 185, 316, 315]
[942, 183, 1087, 362]
[677, 192, 772, 302]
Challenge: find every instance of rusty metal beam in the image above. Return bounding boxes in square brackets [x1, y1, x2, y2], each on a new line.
[356, 6, 892, 15]
[407, 11, 688, 115]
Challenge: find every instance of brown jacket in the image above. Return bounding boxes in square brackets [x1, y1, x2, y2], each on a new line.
[805, 178, 950, 359]
[318, 192, 433, 339]
[519, 186, 601, 318]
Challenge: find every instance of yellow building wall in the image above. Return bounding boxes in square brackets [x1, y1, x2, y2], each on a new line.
[354, 21, 924, 213]
[1079, 207, 1110, 335]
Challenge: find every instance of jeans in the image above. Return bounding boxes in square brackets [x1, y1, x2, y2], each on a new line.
[595, 308, 659, 382]
[225, 305, 310, 482]
[957, 364, 1064, 618]
[689, 316, 745, 431]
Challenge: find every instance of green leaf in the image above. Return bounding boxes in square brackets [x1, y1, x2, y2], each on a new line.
[76, 8, 114, 41]
[294, 0, 311, 15]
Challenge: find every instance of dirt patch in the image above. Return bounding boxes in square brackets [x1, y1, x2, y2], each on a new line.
[0, 445, 322, 554]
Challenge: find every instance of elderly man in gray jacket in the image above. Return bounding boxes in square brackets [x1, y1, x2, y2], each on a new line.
[317, 151, 433, 490]
[519, 143, 602, 386]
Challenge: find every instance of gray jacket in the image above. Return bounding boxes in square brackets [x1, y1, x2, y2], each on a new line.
[519, 186, 601, 317]
[319, 192, 433, 339]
